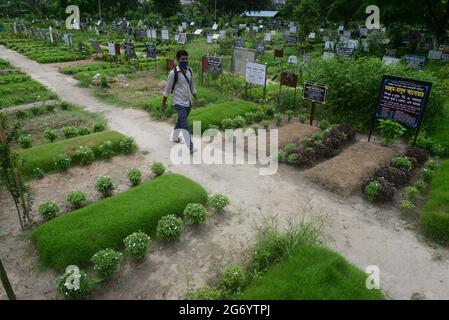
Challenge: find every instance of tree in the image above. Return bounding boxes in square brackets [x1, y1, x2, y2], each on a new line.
[153, 0, 181, 18]
[293, 0, 320, 35]
[195, 0, 274, 19]
[327, 0, 364, 28]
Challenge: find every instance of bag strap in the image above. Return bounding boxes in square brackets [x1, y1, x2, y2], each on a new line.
[172, 67, 193, 95]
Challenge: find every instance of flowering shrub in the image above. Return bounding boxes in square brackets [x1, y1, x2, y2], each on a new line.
[184, 203, 208, 224]
[120, 137, 137, 154]
[77, 146, 95, 165]
[208, 193, 230, 213]
[95, 176, 115, 197]
[54, 153, 72, 171]
[67, 189, 87, 209]
[98, 140, 113, 159]
[33, 167, 44, 179]
[123, 231, 151, 262]
[62, 126, 78, 139]
[151, 162, 165, 176]
[43, 128, 58, 142]
[18, 134, 33, 149]
[56, 268, 92, 300]
[156, 214, 183, 241]
[128, 168, 142, 186]
[38, 201, 60, 220]
[221, 265, 246, 293]
[91, 248, 123, 279]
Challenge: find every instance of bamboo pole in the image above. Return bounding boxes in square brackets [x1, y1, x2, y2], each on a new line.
[0, 258, 16, 300]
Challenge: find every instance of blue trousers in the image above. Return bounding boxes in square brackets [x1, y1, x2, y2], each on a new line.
[174, 105, 193, 150]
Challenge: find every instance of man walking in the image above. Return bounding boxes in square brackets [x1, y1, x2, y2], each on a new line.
[162, 49, 198, 153]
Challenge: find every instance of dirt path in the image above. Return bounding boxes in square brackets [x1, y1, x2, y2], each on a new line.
[1, 46, 449, 300]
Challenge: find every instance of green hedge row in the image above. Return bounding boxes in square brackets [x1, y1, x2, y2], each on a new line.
[32, 174, 208, 270]
[16, 130, 125, 176]
[421, 160, 449, 244]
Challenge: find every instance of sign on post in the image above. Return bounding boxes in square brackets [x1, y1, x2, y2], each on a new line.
[231, 47, 256, 76]
[245, 62, 267, 98]
[177, 33, 187, 45]
[146, 43, 157, 59]
[369, 75, 432, 144]
[303, 81, 328, 125]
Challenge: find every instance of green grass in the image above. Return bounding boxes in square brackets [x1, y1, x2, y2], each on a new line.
[32, 174, 208, 270]
[427, 102, 449, 156]
[185, 100, 258, 132]
[16, 130, 125, 176]
[237, 245, 384, 300]
[421, 160, 449, 244]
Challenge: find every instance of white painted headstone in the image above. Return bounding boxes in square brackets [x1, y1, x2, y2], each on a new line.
[428, 50, 443, 60]
[161, 29, 169, 40]
[323, 52, 335, 60]
[194, 29, 203, 35]
[245, 62, 266, 86]
[382, 56, 400, 65]
[264, 33, 272, 42]
[308, 32, 316, 39]
[325, 41, 334, 50]
[348, 39, 359, 49]
[212, 23, 218, 30]
[288, 55, 297, 64]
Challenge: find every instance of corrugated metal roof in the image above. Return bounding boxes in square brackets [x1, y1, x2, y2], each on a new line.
[242, 11, 279, 18]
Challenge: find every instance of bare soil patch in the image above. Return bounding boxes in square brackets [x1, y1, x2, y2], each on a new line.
[277, 122, 320, 147]
[303, 141, 396, 196]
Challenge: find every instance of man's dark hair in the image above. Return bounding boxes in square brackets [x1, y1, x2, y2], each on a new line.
[176, 49, 189, 59]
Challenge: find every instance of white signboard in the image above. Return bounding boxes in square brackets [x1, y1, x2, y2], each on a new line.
[182, 22, 187, 29]
[108, 43, 116, 56]
[212, 34, 220, 40]
[323, 52, 335, 60]
[252, 26, 259, 32]
[194, 29, 203, 35]
[178, 26, 184, 32]
[348, 39, 359, 49]
[207, 35, 213, 43]
[161, 29, 169, 40]
[264, 33, 272, 42]
[325, 41, 334, 50]
[271, 30, 276, 36]
[246, 62, 266, 86]
[212, 23, 218, 30]
[49, 27, 54, 43]
[343, 30, 351, 37]
[232, 47, 257, 76]
[219, 30, 226, 39]
[308, 32, 316, 39]
[382, 56, 400, 65]
[288, 55, 298, 64]
[428, 50, 443, 60]
[290, 26, 297, 33]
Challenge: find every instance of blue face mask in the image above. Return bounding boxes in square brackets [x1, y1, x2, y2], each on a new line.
[179, 61, 188, 69]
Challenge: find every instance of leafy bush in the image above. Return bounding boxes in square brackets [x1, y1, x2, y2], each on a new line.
[422, 168, 434, 183]
[208, 193, 230, 212]
[298, 114, 307, 123]
[18, 134, 33, 149]
[78, 127, 92, 136]
[221, 118, 233, 129]
[95, 176, 115, 197]
[364, 180, 382, 203]
[46, 104, 56, 113]
[59, 102, 71, 110]
[363, 178, 395, 202]
[123, 231, 151, 262]
[244, 112, 258, 124]
[91, 248, 123, 279]
[54, 153, 72, 171]
[261, 120, 270, 130]
[43, 128, 58, 142]
[33, 167, 44, 179]
[56, 268, 92, 300]
[156, 214, 183, 241]
[405, 147, 429, 165]
[62, 126, 79, 139]
[405, 186, 419, 200]
[400, 199, 416, 211]
[415, 179, 427, 192]
[184, 203, 208, 225]
[221, 265, 246, 293]
[283, 143, 297, 155]
[151, 162, 166, 176]
[67, 190, 87, 209]
[77, 146, 95, 166]
[319, 119, 331, 130]
[38, 201, 60, 220]
[232, 116, 246, 129]
[378, 120, 406, 146]
[277, 150, 286, 162]
[392, 156, 413, 171]
[424, 160, 438, 171]
[98, 140, 114, 159]
[128, 168, 142, 186]
[186, 287, 222, 300]
[93, 122, 106, 132]
[287, 154, 299, 165]
[274, 113, 283, 126]
[286, 110, 294, 122]
[120, 137, 137, 154]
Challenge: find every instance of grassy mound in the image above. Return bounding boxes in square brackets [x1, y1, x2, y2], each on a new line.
[32, 174, 208, 270]
[421, 160, 449, 243]
[185, 100, 258, 132]
[16, 131, 125, 176]
[237, 245, 384, 300]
